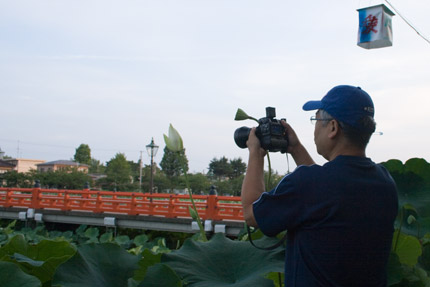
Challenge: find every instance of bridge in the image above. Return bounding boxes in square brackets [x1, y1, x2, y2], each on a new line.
[0, 187, 245, 237]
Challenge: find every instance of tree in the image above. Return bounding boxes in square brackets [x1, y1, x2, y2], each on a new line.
[160, 147, 189, 177]
[188, 173, 211, 194]
[89, 158, 105, 174]
[1, 171, 32, 188]
[208, 156, 232, 180]
[74, 144, 91, 165]
[104, 153, 132, 191]
[229, 158, 247, 179]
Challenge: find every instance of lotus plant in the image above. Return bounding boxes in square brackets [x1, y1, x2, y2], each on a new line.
[234, 108, 273, 188]
[163, 124, 208, 242]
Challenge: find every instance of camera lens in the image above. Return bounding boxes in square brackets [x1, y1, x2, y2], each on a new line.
[234, 126, 251, 149]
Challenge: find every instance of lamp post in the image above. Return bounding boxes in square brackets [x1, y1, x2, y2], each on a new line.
[139, 151, 143, 191]
[146, 138, 159, 201]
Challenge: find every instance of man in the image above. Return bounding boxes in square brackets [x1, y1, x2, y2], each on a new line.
[241, 85, 398, 286]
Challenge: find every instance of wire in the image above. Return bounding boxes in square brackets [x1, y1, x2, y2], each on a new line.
[384, 0, 430, 45]
[0, 138, 140, 154]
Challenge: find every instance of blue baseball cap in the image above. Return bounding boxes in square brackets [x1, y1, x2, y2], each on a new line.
[303, 85, 375, 130]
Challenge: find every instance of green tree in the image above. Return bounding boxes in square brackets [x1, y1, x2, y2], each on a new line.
[74, 144, 91, 165]
[229, 158, 247, 179]
[160, 147, 189, 192]
[140, 164, 170, 193]
[128, 160, 141, 184]
[104, 153, 132, 191]
[88, 158, 105, 174]
[188, 173, 211, 194]
[1, 171, 32, 188]
[208, 156, 232, 180]
[31, 168, 91, 189]
[160, 147, 189, 177]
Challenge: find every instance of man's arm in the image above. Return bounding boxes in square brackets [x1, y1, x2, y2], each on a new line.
[241, 122, 314, 227]
[282, 121, 315, 166]
[241, 128, 266, 227]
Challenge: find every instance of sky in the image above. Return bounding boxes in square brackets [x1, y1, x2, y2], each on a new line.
[1, 0, 429, 174]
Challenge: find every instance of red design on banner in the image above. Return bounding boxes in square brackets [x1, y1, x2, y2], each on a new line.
[363, 15, 378, 34]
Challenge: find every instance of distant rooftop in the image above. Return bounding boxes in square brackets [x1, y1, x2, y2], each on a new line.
[37, 160, 89, 167]
[0, 160, 16, 168]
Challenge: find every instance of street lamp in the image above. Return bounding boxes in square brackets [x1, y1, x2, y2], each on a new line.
[146, 138, 159, 200]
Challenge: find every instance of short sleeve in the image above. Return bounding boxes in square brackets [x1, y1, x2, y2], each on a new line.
[253, 173, 306, 236]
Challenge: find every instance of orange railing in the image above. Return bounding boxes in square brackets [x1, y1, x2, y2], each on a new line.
[0, 187, 244, 221]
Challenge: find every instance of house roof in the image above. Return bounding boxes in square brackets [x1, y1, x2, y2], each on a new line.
[37, 160, 89, 167]
[0, 160, 16, 168]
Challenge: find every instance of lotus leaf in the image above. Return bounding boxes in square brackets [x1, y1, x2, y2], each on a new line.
[392, 230, 422, 266]
[0, 235, 76, 283]
[0, 261, 41, 287]
[161, 233, 284, 287]
[52, 243, 140, 287]
[138, 263, 183, 287]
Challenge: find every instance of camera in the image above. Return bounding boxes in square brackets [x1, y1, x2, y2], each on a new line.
[234, 107, 288, 153]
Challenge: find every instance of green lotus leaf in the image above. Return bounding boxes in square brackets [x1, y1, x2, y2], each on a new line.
[12, 253, 44, 267]
[404, 158, 430, 179]
[420, 243, 430, 272]
[84, 227, 99, 239]
[138, 263, 183, 287]
[100, 232, 113, 243]
[0, 261, 41, 287]
[234, 108, 258, 122]
[133, 249, 163, 281]
[234, 108, 249, 121]
[0, 234, 27, 259]
[402, 203, 418, 215]
[392, 230, 422, 266]
[0, 235, 76, 283]
[264, 272, 284, 287]
[381, 159, 404, 173]
[52, 243, 140, 287]
[160, 233, 284, 287]
[134, 234, 149, 247]
[164, 124, 184, 152]
[386, 253, 403, 286]
[115, 235, 131, 248]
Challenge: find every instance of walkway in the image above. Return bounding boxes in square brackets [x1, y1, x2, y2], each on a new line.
[0, 187, 245, 236]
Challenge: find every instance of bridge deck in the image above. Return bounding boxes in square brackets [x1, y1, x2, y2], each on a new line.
[0, 187, 245, 236]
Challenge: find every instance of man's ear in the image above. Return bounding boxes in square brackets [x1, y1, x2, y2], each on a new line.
[328, 120, 340, 139]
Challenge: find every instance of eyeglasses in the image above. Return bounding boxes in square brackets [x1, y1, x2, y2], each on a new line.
[310, 116, 333, 125]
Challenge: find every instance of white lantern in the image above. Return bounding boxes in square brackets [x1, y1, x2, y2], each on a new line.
[357, 4, 395, 49]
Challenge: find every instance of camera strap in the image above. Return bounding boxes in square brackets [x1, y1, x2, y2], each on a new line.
[246, 225, 288, 250]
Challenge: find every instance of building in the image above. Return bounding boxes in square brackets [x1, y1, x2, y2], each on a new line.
[2, 158, 46, 173]
[0, 160, 16, 174]
[37, 160, 89, 173]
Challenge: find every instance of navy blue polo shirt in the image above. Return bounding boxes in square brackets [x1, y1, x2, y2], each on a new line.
[253, 155, 398, 287]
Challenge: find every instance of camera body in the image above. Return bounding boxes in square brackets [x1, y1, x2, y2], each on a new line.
[234, 107, 288, 153]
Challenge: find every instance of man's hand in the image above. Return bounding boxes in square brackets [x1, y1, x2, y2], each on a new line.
[281, 120, 315, 166]
[241, 127, 266, 227]
[246, 128, 267, 158]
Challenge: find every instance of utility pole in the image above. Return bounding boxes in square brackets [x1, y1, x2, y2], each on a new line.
[139, 151, 143, 192]
[146, 138, 159, 202]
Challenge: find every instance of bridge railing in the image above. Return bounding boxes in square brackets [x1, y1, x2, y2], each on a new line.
[0, 187, 244, 221]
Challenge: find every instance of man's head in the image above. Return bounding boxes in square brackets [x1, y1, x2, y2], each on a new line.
[303, 85, 376, 157]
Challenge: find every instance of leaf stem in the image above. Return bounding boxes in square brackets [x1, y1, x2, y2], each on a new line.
[393, 206, 404, 252]
[266, 153, 272, 190]
[183, 162, 208, 242]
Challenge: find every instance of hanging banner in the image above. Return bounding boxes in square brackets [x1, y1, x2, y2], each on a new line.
[357, 4, 395, 49]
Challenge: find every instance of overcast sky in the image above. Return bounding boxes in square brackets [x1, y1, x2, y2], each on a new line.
[1, 0, 429, 174]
